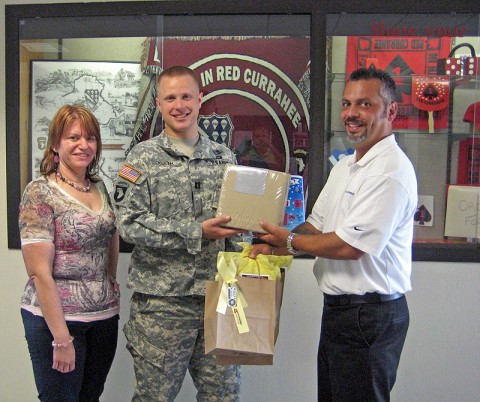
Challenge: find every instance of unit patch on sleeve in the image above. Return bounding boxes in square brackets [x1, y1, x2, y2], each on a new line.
[119, 164, 141, 183]
[114, 182, 129, 203]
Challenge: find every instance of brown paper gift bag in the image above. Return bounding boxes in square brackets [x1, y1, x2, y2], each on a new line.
[204, 270, 285, 365]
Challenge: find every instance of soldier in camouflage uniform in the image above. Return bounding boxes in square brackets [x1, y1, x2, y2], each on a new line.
[113, 66, 244, 401]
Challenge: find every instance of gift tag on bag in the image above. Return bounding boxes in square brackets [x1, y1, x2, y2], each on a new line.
[227, 284, 237, 307]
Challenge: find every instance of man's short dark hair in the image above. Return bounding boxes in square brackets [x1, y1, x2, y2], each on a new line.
[349, 68, 397, 105]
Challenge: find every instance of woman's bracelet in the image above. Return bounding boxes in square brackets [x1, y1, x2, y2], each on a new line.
[52, 336, 74, 348]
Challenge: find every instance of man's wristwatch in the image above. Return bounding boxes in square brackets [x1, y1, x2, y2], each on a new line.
[286, 233, 300, 255]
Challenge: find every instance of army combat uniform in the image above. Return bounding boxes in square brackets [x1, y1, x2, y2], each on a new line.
[114, 131, 240, 401]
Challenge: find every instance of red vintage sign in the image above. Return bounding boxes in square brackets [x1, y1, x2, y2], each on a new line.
[411, 75, 450, 133]
[346, 36, 452, 131]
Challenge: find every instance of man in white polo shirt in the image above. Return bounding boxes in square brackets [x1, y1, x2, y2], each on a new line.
[250, 67, 418, 402]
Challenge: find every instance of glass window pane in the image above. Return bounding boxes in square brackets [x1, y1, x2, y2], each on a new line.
[10, 10, 311, 248]
[327, 13, 480, 248]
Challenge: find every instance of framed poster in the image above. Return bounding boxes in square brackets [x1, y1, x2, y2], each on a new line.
[30, 60, 142, 193]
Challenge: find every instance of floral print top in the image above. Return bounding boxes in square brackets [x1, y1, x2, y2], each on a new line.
[19, 176, 120, 321]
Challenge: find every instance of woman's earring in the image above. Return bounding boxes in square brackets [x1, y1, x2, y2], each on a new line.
[54, 153, 60, 164]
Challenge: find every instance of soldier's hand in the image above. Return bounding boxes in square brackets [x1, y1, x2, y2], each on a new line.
[202, 216, 246, 240]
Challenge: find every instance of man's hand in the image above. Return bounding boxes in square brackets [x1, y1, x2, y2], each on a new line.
[255, 220, 291, 247]
[202, 216, 246, 240]
[248, 221, 291, 258]
[248, 243, 272, 258]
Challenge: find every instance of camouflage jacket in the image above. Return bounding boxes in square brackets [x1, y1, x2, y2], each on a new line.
[113, 131, 235, 296]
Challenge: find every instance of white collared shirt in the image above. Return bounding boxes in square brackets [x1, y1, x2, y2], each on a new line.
[307, 135, 418, 295]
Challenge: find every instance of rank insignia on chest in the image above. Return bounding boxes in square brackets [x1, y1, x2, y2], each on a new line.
[119, 164, 141, 183]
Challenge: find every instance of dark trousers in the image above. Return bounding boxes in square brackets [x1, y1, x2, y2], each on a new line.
[318, 296, 409, 402]
[21, 309, 119, 402]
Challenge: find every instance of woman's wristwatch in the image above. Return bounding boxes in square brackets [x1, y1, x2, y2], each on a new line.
[286, 233, 300, 255]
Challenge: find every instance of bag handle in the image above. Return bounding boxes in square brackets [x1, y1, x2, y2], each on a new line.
[448, 43, 476, 58]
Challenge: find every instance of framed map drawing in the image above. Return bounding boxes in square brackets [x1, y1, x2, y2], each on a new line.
[30, 60, 142, 193]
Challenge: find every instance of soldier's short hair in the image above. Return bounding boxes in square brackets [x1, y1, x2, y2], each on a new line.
[157, 65, 201, 90]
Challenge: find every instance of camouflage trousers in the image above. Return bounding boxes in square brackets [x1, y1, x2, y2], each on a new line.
[124, 292, 241, 402]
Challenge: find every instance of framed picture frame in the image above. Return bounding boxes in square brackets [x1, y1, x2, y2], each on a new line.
[30, 60, 142, 193]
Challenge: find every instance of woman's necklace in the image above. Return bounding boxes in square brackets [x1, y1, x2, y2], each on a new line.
[56, 171, 90, 192]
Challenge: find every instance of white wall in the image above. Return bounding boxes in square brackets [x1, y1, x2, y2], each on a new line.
[1, 1, 479, 401]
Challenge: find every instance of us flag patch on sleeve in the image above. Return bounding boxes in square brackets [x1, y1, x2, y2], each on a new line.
[119, 164, 141, 183]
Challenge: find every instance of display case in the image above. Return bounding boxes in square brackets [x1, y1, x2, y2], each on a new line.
[5, 1, 319, 253]
[5, 1, 480, 261]
[325, 12, 480, 261]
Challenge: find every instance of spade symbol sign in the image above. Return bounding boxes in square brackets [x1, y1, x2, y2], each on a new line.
[414, 204, 432, 225]
[423, 84, 438, 100]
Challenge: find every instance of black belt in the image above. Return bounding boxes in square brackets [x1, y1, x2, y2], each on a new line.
[323, 292, 404, 306]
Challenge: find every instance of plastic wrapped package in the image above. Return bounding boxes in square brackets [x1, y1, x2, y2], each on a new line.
[216, 164, 290, 233]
